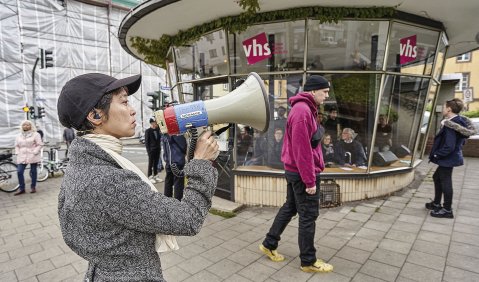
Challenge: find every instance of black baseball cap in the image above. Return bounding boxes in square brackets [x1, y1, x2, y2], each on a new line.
[58, 73, 141, 129]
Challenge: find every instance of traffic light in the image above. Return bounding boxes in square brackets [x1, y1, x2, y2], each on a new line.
[38, 106, 46, 119]
[29, 106, 35, 119]
[147, 92, 160, 111]
[39, 48, 53, 69]
[160, 91, 170, 108]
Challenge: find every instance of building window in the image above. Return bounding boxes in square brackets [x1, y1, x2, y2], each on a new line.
[221, 46, 226, 56]
[456, 52, 471, 62]
[209, 49, 218, 58]
[455, 73, 470, 91]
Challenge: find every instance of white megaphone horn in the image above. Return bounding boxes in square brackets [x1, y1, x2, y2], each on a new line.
[154, 72, 270, 135]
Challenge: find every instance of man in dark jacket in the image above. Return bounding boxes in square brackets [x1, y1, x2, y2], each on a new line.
[162, 134, 187, 200]
[427, 98, 477, 218]
[335, 128, 367, 167]
[63, 127, 76, 156]
[145, 117, 163, 183]
[259, 75, 333, 274]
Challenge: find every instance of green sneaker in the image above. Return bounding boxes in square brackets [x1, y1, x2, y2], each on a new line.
[259, 244, 284, 262]
[300, 259, 334, 273]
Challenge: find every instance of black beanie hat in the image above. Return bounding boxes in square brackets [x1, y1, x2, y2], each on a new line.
[303, 75, 330, 91]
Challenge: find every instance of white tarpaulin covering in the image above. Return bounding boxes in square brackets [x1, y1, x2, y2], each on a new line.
[0, 0, 164, 148]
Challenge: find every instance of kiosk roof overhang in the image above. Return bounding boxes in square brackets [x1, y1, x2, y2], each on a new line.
[119, 0, 479, 62]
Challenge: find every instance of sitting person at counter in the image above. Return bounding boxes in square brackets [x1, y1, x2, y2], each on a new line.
[321, 133, 337, 167]
[335, 128, 367, 167]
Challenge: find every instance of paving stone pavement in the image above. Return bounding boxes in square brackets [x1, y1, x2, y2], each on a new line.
[1, 158, 479, 282]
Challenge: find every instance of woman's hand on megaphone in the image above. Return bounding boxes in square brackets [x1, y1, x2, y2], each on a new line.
[194, 130, 219, 161]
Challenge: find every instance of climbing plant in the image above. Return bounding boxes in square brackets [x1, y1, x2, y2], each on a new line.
[237, 0, 260, 14]
[130, 5, 396, 66]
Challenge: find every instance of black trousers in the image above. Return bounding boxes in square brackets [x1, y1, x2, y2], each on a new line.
[147, 149, 160, 177]
[164, 165, 185, 200]
[263, 171, 320, 266]
[433, 166, 454, 210]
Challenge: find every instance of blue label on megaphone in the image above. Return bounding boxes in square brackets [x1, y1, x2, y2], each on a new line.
[174, 101, 209, 133]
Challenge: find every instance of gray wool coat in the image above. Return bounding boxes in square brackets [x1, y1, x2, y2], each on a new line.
[58, 138, 218, 281]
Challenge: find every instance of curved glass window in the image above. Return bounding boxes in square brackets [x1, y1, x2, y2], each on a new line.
[175, 30, 228, 80]
[236, 73, 381, 173]
[170, 17, 444, 175]
[228, 21, 306, 74]
[322, 73, 380, 173]
[307, 20, 389, 71]
[373, 75, 430, 171]
[386, 23, 440, 75]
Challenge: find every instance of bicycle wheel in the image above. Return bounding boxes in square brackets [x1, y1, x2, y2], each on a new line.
[37, 164, 49, 182]
[0, 162, 19, 192]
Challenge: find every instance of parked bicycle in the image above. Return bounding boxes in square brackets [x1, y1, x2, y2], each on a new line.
[37, 145, 68, 182]
[0, 151, 19, 192]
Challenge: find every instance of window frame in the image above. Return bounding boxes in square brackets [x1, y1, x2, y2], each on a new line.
[456, 52, 471, 62]
[455, 72, 470, 92]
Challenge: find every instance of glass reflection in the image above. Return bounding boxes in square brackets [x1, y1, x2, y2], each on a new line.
[237, 73, 302, 169]
[170, 18, 443, 175]
[433, 33, 447, 81]
[238, 73, 381, 173]
[386, 22, 440, 75]
[175, 30, 228, 80]
[374, 75, 430, 171]
[322, 74, 380, 172]
[307, 20, 389, 71]
[228, 21, 306, 74]
[415, 81, 438, 160]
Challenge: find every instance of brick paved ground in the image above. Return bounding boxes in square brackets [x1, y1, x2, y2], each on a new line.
[1, 158, 479, 281]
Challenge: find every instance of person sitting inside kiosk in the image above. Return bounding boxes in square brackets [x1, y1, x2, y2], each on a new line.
[335, 128, 367, 167]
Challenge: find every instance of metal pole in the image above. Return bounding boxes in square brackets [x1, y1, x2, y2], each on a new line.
[32, 57, 39, 124]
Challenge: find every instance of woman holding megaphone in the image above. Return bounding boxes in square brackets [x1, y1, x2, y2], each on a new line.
[57, 73, 219, 281]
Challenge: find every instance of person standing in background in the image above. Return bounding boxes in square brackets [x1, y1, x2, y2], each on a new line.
[427, 98, 477, 218]
[163, 134, 187, 200]
[145, 117, 163, 184]
[63, 127, 76, 157]
[37, 127, 44, 141]
[237, 127, 253, 165]
[324, 108, 341, 140]
[275, 106, 287, 132]
[267, 128, 284, 169]
[14, 120, 43, 195]
[375, 114, 392, 152]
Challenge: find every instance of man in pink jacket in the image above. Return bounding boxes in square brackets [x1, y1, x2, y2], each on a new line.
[259, 75, 333, 273]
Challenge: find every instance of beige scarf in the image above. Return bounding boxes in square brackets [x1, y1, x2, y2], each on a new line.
[83, 134, 179, 255]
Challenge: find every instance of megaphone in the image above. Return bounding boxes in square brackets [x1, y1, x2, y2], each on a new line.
[154, 72, 270, 135]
